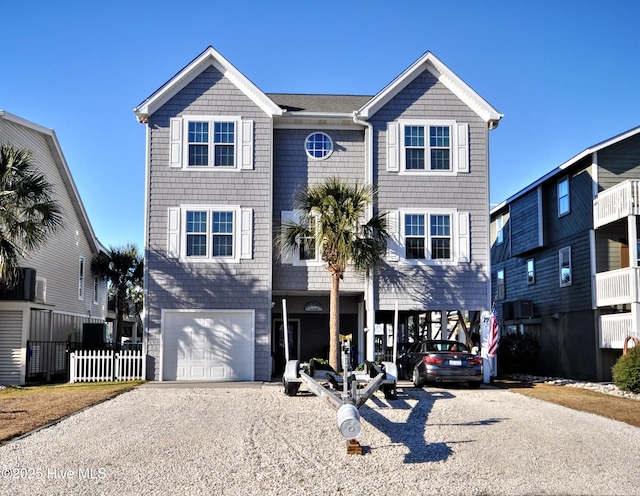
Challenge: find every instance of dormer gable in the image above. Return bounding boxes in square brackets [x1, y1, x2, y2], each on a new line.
[134, 46, 283, 123]
[356, 51, 503, 128]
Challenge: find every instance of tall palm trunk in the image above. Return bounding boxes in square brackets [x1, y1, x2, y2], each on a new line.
[329, 273, 341, 371]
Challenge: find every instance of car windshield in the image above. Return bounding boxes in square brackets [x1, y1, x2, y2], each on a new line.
[424, 341, 470, 352]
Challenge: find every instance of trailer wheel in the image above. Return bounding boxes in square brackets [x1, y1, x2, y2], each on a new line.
[284, 381, 299, 396]
[383, 384, 398, 400]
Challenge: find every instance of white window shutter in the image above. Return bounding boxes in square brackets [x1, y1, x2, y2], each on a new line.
[456, 123, 469, 173]
[386, 210, 400, 262]
[280, 211, 295, 264]
[457, 211, 470, 263]
[167, 207, 180, 258]
[387, 122, 400, 172]
[170, 118, 182, 168]
[240, 208, 253, 259]
[241, 120, 254, 170]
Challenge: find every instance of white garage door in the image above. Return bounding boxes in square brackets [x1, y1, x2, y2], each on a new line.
[162, 310, 254, 381]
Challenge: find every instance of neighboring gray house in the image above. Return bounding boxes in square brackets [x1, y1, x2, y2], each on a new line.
[0, 111, 108, 385]
[134, 46, 502, 382]
[490, 126, 640, 381]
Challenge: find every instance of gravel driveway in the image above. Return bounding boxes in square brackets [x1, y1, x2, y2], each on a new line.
[1, 382, 639, 496]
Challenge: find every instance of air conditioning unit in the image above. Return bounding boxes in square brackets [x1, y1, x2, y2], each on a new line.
[502, 301, 514, 320]
[35, 276, 47, 303]
[514, 299, 533, 319]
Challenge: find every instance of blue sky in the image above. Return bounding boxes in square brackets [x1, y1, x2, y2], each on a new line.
[2, 1, 639, 250]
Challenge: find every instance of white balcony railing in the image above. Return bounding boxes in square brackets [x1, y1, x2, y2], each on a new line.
[595, 267, 640, 307]
[599, 313, 638, 348]
[593, 179, 640, 228]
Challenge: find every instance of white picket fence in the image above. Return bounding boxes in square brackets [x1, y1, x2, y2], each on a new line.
[69, 349, 144, 383]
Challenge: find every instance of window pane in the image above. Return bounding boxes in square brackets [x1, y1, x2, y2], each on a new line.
[213, 235, 233, 257]
[187, 235, 207, 256]
[429, 126, 450, 147]
[405, 126, 424, 147]
[431, 238, 451, 259]
[215, 145, 235, 166]
[406, 238, 425, 259]
[405, 214, 425, 236]
[305, 133, 333, 159]
[299, 237, 316, 260]
[430, 149, 450, 170]
[189, 144, 209, 166]
[188, 122, 208, 143]
[430, 215, 450, 236]
[213, 212, 233, 233]
[406, 148, 425, 170]
[187, 211, 207, 233]
[214, 122, 235, 144]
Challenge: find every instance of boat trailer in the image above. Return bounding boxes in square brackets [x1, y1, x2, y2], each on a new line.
[282, 336, 398, 454]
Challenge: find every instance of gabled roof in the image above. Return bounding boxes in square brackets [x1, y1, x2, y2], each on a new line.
[134, 46, 283, 121]
[356, 51, 503, 127]
[0, 110, 104, 254]
[491, 125, 640, 215]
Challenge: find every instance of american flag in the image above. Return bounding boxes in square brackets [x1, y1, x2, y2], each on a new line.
[487, 305, 499, 358]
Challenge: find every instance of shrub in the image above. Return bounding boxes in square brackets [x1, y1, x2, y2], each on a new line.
[612, 347, 640, 394]
[498, 332, 540, 374]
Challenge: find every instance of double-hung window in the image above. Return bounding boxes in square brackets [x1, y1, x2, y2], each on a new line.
[496, 269, 505, 299]
[403, 212, 452, 261]
[387, 209, 469, 265]
[559, 246, 572, 287]
[168, 205, 252, 262]
[558, 177, 570, 216]
[187, 120, 236, 167]
[170, 116, 253, 170]
[387, 120, 468, 174]
[185, 209, 235, 259]
[496, 214, 504, 244]
[403, 124, 451, 171]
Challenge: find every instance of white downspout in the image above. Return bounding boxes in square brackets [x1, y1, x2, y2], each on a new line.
[353, 112, 376, 361]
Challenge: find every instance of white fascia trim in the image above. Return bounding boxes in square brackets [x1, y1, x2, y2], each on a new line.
[357, 52, 503, 125]
[134, 47, 282, 120]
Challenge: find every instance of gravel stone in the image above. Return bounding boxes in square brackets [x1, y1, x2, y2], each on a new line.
[1, 382, 639, 495]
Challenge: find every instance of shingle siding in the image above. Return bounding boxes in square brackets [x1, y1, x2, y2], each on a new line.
[146, 66, 273, 380]
[273, 128, 366, 292]
[372, 71, 490, 311]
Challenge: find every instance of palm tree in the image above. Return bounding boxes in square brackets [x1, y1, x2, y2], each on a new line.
[91, 244, 143, 350]
[280, 177, 389, 371]
[0, 143, 63, 281]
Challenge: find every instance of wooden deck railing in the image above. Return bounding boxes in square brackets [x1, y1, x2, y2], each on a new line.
[599, 313, 638, 348]
[593, 179, 640, 228]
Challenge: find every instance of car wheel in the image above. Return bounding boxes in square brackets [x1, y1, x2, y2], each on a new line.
[412, 366, 425, 388]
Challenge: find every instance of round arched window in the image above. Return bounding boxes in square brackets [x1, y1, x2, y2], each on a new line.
[305, 132, 333, 160]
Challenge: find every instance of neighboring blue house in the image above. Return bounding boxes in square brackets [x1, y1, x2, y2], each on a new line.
[490, 126, 640, 381]
[134, 46, 502, 382]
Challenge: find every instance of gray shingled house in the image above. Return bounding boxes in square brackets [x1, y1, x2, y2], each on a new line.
[490, 126, 640, 381]
[134, 46, 502, 382]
